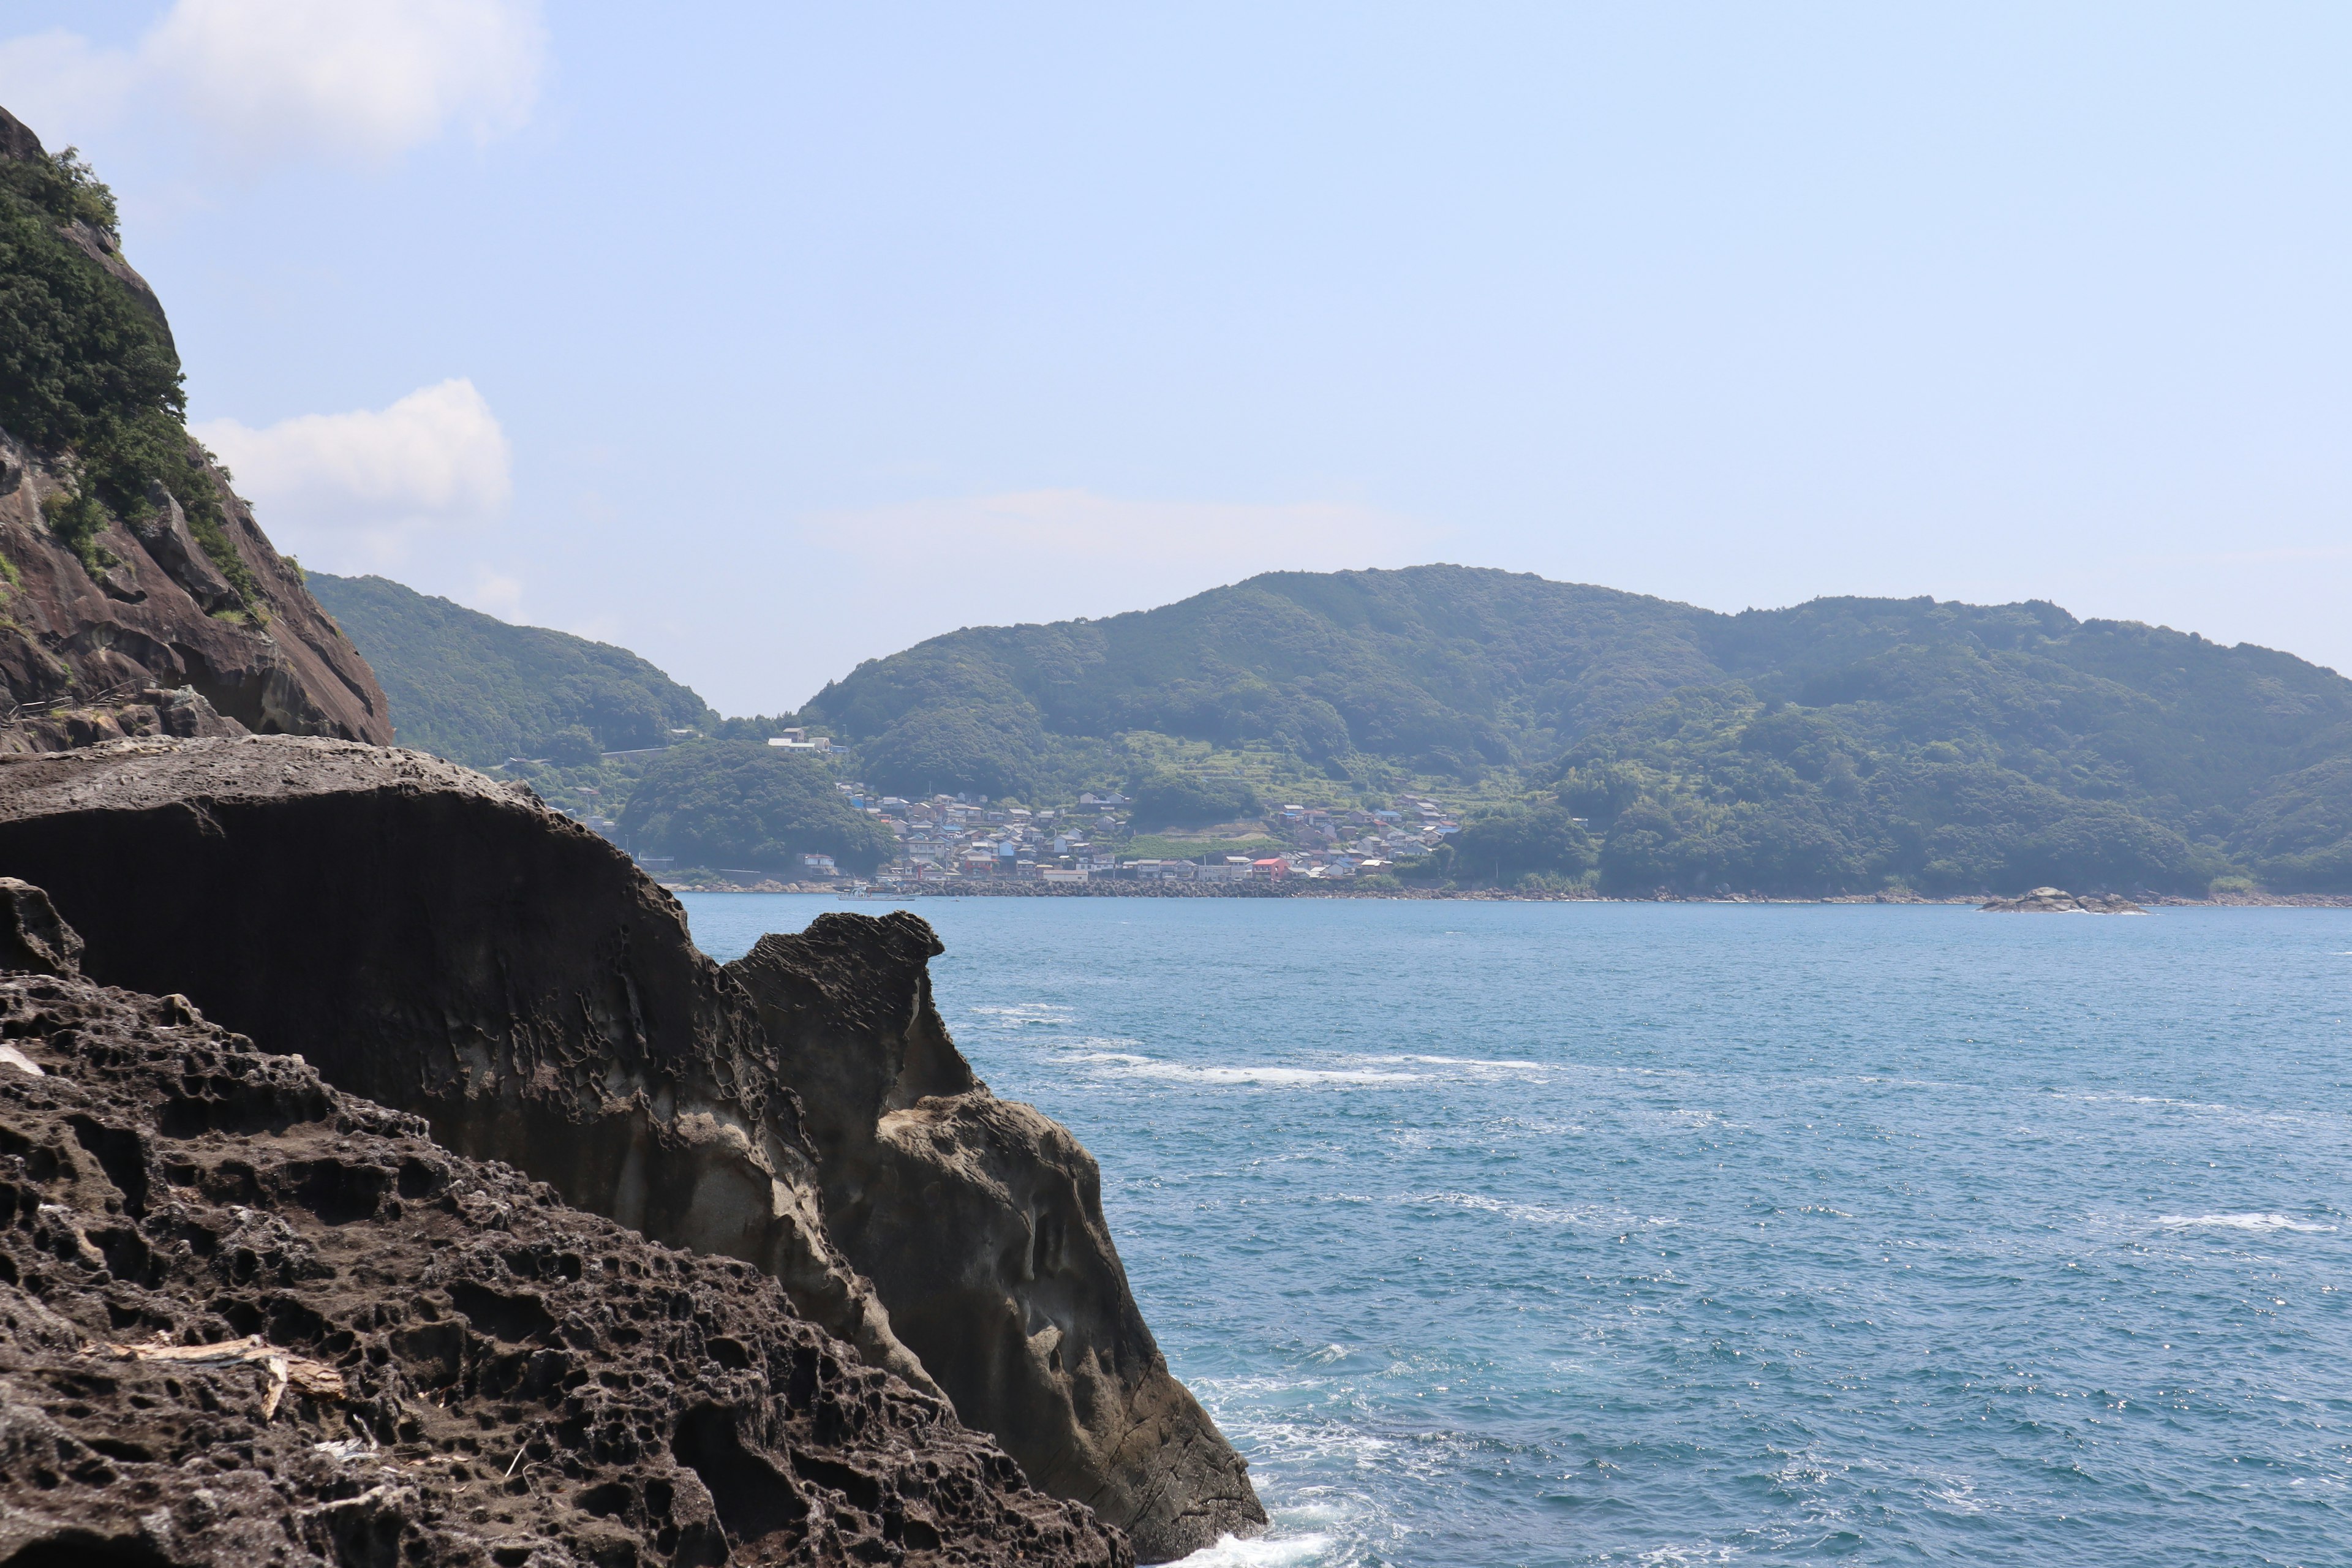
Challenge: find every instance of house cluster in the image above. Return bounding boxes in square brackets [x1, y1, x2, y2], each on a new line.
[581, 729, 1472, 884]
[829, 785, 1463, 886]
[854, 790, 1099, 883]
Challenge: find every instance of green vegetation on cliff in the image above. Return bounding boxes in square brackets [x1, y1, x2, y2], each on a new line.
[799, 567, 2352, 895]
[306, 572, 716, 767]
[0, 130, 253, 606]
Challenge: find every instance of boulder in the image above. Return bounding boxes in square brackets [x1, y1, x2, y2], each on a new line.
[0, 957, 1128, 1567]
[728, 916, 1267, 1561]
[0, 878, 80, 976]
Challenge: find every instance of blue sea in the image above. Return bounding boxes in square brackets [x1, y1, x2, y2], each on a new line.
[680, 895, 2352, 1567]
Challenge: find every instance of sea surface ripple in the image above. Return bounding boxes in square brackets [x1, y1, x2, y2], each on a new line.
[681, 896, 2352, 1567]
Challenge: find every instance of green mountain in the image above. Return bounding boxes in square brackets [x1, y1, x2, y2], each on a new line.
[798, 566, 2352, 895]
[307, 572, 716, 767]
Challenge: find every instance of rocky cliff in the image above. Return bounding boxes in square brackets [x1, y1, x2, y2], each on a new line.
[0, 105, 391, 753]
[0, 883, 1126, 1567]
[0, 736, 1265, 1561]
[729, 919, 1267, 1560]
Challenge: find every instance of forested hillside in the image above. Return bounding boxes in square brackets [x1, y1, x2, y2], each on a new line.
[798, 567, 2352, 895]
[308, 572, 715, 766]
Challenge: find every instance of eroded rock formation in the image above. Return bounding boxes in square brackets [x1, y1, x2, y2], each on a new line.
[0, 957, 1128, 1566]
[0, 736, 930, 1396]
[728, 918, 1268, 1562]
[0, 735, 1264, 1561]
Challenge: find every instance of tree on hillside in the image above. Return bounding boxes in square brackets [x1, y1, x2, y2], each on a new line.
[1449, 803, 1597, 886]
[619, 742, 895, 874]
[1127, 770, 1262, 830]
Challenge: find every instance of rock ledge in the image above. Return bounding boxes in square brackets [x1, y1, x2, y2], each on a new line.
[1979, 886, 2146, 913]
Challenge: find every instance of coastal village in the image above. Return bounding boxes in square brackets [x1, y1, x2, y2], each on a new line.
[600, 731, 1467, 890]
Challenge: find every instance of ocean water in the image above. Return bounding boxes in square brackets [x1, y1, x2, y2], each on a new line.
[679, 895, 2352, 1567]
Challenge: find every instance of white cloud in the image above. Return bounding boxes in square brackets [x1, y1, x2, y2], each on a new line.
[0, 0, 544, 164]
[194, 378, 511, 566]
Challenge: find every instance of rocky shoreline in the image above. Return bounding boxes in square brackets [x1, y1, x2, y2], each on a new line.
[0, 736, 1267, 1564]
[0, 939, 1126, 1568]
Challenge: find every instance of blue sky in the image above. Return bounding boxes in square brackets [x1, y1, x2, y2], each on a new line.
[6, 3, 2349, 714]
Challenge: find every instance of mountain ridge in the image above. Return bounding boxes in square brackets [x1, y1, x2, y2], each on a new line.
[312, 559, 2352, 894]
[306, 570, 716, 766]
[796, 565, 2352, 894]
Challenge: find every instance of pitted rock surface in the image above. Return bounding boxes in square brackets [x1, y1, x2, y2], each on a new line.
[0, 969, 1129, 1567]
[728, 916, 1266, 1562]
[0, 737, 1261, 1560]
[0, 736, 932, 1395]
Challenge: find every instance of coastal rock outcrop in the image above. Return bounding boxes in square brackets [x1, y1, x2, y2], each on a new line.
[0, 955, 1128, 1566]
[1979, 887, 2146, 914]
[0, 735, 1263, 1559]
[728, 918, 1268, 1562]
[0, 736, 931, 1395]
[0, 107, 393, 754]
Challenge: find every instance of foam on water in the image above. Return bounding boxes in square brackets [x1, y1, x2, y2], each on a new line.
[1175, 1532, 1335, 1567]
[680, 895, 2352, 1567]
[1080, 1055, 1424, 1087]
[2154, 1211, 2337, 1232]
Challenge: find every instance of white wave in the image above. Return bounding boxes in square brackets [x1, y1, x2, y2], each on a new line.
[1352, 1053, 1550, 1074]
[1633, 1546, 1739, 1567]
[1174, 1532, 1332, 1567]
[1085, 1058, 1419, 1086]
[966, 1002, 1074, 1019]
[1409, 1191, 1678, 1228]
[2155, 1212, 2337, 1233]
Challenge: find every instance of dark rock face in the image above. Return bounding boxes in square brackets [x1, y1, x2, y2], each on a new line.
[1980, 886, 2146, 913]
[728, 918, 1267, 1562]
[0, 736, 932, 1395]
[0, 965, 1129, 1566]
[0, 736, 1261, 1558]
[0, 878, 80, 977]
[0, 420, 394, 756]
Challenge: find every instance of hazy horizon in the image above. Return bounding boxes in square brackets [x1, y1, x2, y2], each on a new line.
[7, 3, 2349, 712]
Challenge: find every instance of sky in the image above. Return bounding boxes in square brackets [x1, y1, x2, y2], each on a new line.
[4, 2, 2349, 715]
